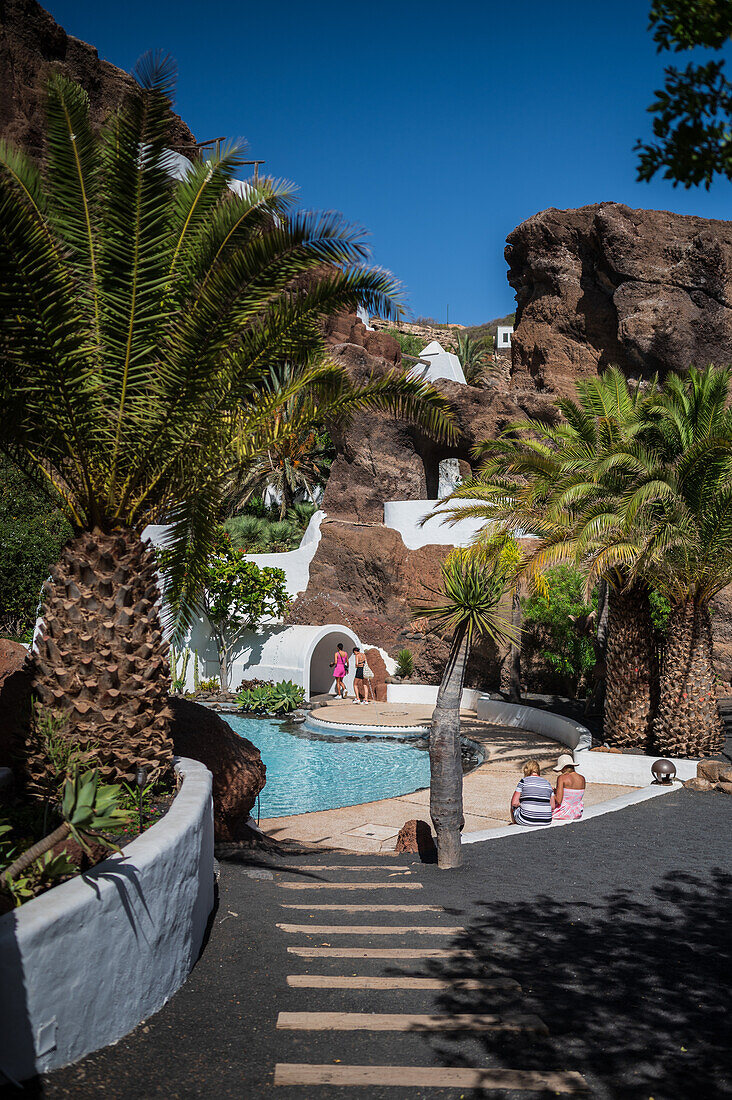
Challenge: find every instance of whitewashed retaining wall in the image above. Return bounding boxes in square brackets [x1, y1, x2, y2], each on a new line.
[386, 684, 481, 710]
[476, 697, 592, 752]
[383, 500, 491, 551]
[0, 757, 214, 1080]
[574, 748, 698, 785]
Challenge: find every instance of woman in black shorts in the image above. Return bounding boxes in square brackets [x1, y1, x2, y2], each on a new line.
[352, 646, 368, 704]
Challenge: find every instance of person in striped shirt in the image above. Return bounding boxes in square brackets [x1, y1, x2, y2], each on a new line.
[510, 760, 555, 826]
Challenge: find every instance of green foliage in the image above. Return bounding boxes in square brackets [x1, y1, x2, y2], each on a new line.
[415, 549, 517, 649]
[521, 566, 597, 693]
[649, 589, 672, 635]
[0, 61, 455, 636]
[0, 457, 72, 640]
[170, 646, 191, 693]
[637, 0, 732, 187]
[195, 677, 221, 693]
[384, 328, 426, 361]
[225, 503, 317, 553]
[395, 649, 414, 678]
[60, 768, 130, 853]
[454, 333, 495, 387]
[1, 848, 76, 908]
[237, 679, 305, 714]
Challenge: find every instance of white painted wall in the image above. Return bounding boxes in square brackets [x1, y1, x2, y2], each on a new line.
[244, 509, 324, 598]
[0, 757, 214, 1080]
[496, 325, 513, 350]
[476, 697, 593, 752]
[386, 684, 481, 710]
[383, 499, 491, 551]
[574, 748, 697, 786]
[407, 341, 466, 385]
[234, 623, 361, 699]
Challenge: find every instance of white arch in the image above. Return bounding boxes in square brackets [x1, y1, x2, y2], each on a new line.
[232, 623, 362, 700]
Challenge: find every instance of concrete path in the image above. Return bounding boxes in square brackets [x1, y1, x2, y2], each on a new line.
[37, 788, 732, 1099]
[261, 717, 635, 852]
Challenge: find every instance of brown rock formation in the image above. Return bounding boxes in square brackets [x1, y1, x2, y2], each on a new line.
[395, 819, 437, 859]
[506, 202, 732, 397]
[170, 698, 266, 841]
[0, 0, 196, 158]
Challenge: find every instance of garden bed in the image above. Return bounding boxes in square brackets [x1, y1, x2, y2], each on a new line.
[0, 756, 214, 1080]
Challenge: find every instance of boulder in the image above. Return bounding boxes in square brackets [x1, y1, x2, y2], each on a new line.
[395, 819, 437, 860]
[684, 777, 715, 792]
[0, 0, 196, 159]
[716, 780, 732, 796]
[0, 639, 32, 773]
[364, 647, 388, 702]
[169, 698, 266, 841]
[697, 760, 724, 783]
[506, 202, 732, 397]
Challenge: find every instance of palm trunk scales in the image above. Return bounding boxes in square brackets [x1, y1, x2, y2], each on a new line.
[603, 583, 658, 751]
[654, 598, 724, 757]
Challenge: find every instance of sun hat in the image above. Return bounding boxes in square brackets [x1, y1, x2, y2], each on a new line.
[553, 753, 575, 772]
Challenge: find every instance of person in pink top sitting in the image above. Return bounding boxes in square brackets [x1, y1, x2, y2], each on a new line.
[552, 754, 585, 821]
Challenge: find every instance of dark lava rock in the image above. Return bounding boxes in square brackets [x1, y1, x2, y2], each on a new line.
[170, 698, 266, 842]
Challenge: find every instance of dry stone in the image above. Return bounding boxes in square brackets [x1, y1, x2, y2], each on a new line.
[395, 819, 437, 859]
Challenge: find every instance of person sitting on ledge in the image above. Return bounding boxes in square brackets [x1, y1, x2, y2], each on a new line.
[510, 760, 554, 826]
[552, 753, 585, 821]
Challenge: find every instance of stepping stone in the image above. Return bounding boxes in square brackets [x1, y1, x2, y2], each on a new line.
[280, 865, 412, 872]
[287, 947, 472, 959]
[277, 923, 463, 935]
[281, 904, 443, 912]
[286, 975, 522, 992]
[278, 882, 422, 890]
[276, 1011, 549, 1034]
[273, 1064, 588, 1092]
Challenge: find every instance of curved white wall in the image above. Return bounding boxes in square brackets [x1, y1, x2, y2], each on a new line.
[244, 510, 325, 599]
[475, 697, 593, 753]
[0, 757, 214, 1080]
[383, 500, 493, 551]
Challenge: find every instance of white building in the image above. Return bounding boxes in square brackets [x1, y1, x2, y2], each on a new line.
[496, 325, 514, 355]
[407, 341, 466, 385]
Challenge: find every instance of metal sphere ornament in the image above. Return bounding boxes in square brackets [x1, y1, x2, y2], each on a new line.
[651, 758, 677, 784]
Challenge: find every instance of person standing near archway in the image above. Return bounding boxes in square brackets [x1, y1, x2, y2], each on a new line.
[331, 643, 349, 699]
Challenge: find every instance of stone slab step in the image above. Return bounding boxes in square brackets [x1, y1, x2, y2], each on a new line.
[274, 1064, 587, 1092]
[277, 923, 463, 935]
[287, 947, 473, 959]
[286, 975, 522, 992]
[281, 904, 443, 912]
[276, 1011, 548, 1034]
[278, 882, 423, 891]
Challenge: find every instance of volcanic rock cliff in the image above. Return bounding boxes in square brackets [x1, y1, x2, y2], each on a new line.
[506, 202, 732, 397]
[0, 0, 195, 156]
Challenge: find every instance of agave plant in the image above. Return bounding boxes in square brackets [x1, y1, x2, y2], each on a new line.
[0, 57, 454, 784]
[0, 768, 130, 887]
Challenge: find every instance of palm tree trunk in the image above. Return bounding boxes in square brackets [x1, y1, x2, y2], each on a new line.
[509, 591, 522, 702]
[603, 582, 658, 751]
[430, 625, 469, 869]
[654, 598, 724, 757]
[31, 529, 173, 787]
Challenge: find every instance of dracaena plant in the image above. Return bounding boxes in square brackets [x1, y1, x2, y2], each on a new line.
[0, 54, 455, 784]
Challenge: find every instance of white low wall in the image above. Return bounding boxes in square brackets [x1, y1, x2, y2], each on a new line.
[575, 748, 698, 786]
[476, 697, 593, 753]
[383, 500, 491, 551]
[0, 757, 214, 1080]
[386, 683, 480, 710]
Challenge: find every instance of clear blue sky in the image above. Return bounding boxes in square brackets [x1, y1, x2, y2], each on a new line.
[47, 0, 731, 325]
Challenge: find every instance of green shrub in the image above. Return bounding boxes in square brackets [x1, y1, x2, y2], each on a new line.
[395, 648, 414, 678]
[237, 679, 306, 714]
[521, 566, 597, 695]
[384, 328, 426, 361]
[0, 458, 73, 640]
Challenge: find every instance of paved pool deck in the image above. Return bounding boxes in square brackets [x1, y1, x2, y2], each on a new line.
[260, 701, 636, 852]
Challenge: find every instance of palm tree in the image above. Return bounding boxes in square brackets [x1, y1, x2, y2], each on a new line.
[0, 60, 455, 785]
[416, 551, 516, 869]
[612, 366, 732, 756]
[437, 369, 661, 750]
[454, 333, 495, 386]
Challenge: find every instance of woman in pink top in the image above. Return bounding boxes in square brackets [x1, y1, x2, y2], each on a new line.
[552, 754, 585, 821]
[330, 643, 349, 699]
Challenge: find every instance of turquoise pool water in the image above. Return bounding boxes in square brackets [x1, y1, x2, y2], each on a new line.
[224, 715, 431, 818]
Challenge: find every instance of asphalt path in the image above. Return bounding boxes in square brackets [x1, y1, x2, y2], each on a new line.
[8, 788, 732, 1100]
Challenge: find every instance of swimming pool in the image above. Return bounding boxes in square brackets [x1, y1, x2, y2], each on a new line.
[224, 714, 431, 818]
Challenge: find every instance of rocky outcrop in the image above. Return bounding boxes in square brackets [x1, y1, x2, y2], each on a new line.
[395, 819, 437, 859]
[169, 698, 265, 841]
[0, 0, 196, 158]
[506, 203, 732, 397]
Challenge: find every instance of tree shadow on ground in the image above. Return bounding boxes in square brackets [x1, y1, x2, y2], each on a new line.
[421, 869, 732, 1099]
